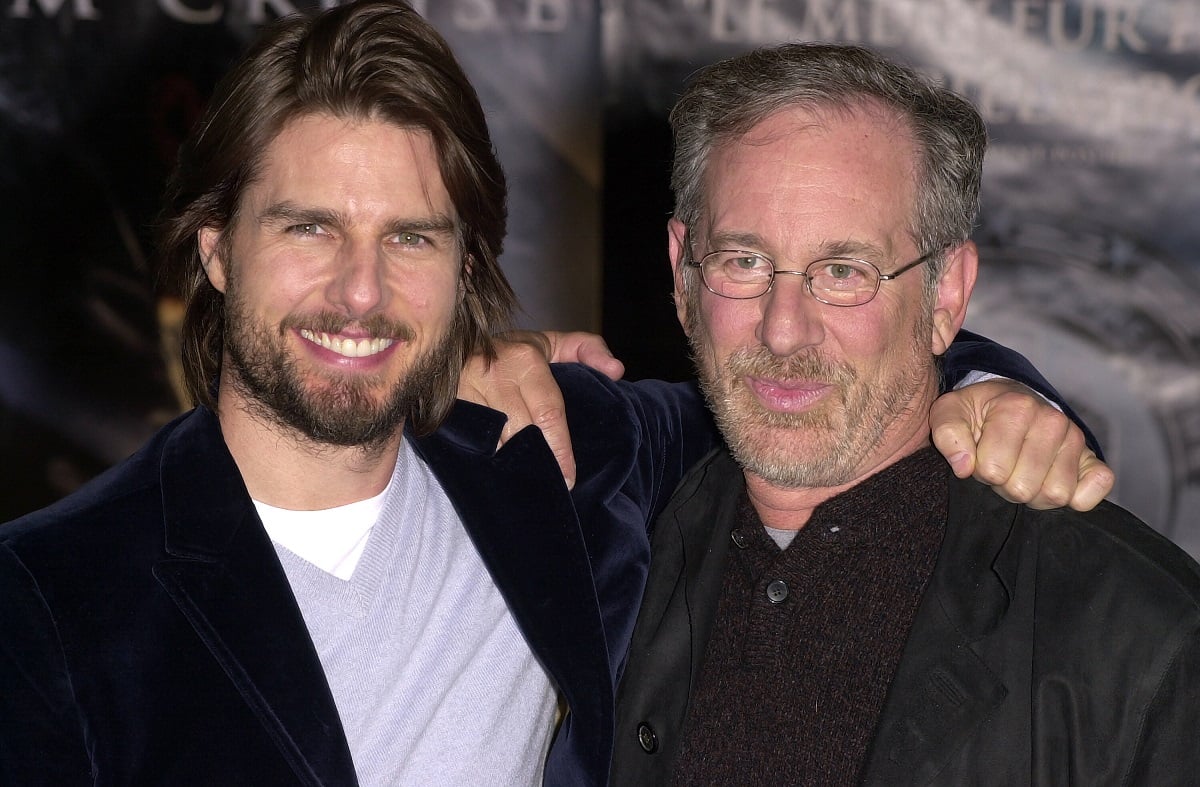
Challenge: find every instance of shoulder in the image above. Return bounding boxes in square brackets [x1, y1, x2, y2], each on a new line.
[0, 409, 207, 561]
[552, 363, 712, 443]
[1030, 495, 1198, 606]
[953, 476, 1200, 619]
[551, 363, 702, 411]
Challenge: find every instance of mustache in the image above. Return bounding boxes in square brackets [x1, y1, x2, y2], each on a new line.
[279, 311, 415, 342]
[724, 346, 857, 385]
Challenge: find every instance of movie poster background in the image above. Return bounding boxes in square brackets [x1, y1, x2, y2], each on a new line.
[2, 0, 1197, 557]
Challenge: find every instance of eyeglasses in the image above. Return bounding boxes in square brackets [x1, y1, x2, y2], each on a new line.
[687, 248, 938, 307]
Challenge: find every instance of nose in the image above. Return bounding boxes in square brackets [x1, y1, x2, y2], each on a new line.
[756, 270, 825, 357]
[328, 238, 387, 317]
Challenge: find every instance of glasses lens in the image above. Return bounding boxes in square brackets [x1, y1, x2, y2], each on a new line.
[807, 258, 880, 306]
[702, 252, 773, 298]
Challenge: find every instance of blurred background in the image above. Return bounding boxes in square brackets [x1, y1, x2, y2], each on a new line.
[2, 0, 1197, 557]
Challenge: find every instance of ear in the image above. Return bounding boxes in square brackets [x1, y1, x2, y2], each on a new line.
[930, 240, 979, 356]
[198, 227, 229, 294]
[667, 217, 691, 334]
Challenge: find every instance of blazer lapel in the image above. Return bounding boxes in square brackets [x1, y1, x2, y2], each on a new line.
[860, 474, 1019, 786]
[152, 408, 358, 787]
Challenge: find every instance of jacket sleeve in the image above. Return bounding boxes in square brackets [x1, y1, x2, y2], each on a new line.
[615, 376, 718, 527]
[553, 364, 718, 531]
[942, 328, 1101, 456]
[0, 543, 94, 784]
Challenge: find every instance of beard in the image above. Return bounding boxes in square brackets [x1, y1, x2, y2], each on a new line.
[690, 309, 932, 489]
[221, 278, 460, 451]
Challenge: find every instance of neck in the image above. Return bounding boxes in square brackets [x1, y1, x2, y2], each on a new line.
[745, 414, 934, 531]
[215, 383, 403, 511]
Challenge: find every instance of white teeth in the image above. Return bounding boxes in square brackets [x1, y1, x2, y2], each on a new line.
[299, 329, 396, 358]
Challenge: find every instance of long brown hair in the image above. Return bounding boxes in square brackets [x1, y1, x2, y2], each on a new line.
[156, 0, 514, 434]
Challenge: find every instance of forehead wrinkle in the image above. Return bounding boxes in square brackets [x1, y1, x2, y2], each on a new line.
[704, 102, 918, 267]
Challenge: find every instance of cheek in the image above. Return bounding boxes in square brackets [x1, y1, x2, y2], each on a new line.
[834, 306, 921, 375]
[394, 267, 461, 320]
[700, 296, 749, 338]
[240, 248, 326, 307]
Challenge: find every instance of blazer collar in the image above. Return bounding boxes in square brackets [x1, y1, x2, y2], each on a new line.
[159, 405, 252, 559]
[153, 407, 358, 786]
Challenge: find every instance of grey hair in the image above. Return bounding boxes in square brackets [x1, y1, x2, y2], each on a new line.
[670, 42, 986, 292]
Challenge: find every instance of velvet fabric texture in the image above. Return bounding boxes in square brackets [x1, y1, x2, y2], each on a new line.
[612, 449, 1200, 785]
[0, 365, 713, 786]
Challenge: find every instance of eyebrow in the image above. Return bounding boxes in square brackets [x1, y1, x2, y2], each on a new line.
[705, 230, 891, 263]
[707, 230, 769, 251]
[819, 238, 891, 262]
[258, 203, 344, 230]
[382, 215, 457, 239]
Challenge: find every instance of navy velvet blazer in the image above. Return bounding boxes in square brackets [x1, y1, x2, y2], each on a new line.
[0, 343, 1077, 786]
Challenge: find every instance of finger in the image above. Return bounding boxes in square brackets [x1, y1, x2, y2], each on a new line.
[994, 410, 1075, 507]
[1068, 453, 1116, 512]
[493, 342, 577, 488]
[458, 340, 578, 487]
[971, 397, 1042, 490]
[577, 343, 625, 380]
[485, 379, 536, 444]
[929, 415, 978, 479]
[528, 397, 575, 490]
[1017, 427, 1084, 510]
[547, 331, 625, 380]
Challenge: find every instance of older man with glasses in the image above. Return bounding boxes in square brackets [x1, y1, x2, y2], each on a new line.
[611, 42, 1200, 786]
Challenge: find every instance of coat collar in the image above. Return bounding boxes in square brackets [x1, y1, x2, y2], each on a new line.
[153, 406, 359, 787]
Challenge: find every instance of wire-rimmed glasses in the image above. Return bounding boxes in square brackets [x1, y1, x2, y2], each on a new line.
[687, 248, 939, 307]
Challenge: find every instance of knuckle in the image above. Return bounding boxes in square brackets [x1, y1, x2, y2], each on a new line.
[997, 391, 1041, 419]
[1037, 484, 1073, 509]
[532, 403, 566, 430]
[1000, 477, 1037, 503]
[974, 459, 1009, 485]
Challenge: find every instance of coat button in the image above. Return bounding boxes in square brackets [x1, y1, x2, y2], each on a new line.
[766, 579, 789, 603]
[637, 722, 659, 753]
[731, 530, 749, 548]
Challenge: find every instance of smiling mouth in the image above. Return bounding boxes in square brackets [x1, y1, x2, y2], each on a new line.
[299, 329, 396, 358]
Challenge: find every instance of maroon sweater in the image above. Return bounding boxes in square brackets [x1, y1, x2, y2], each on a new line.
[671, 448, 949, 786]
